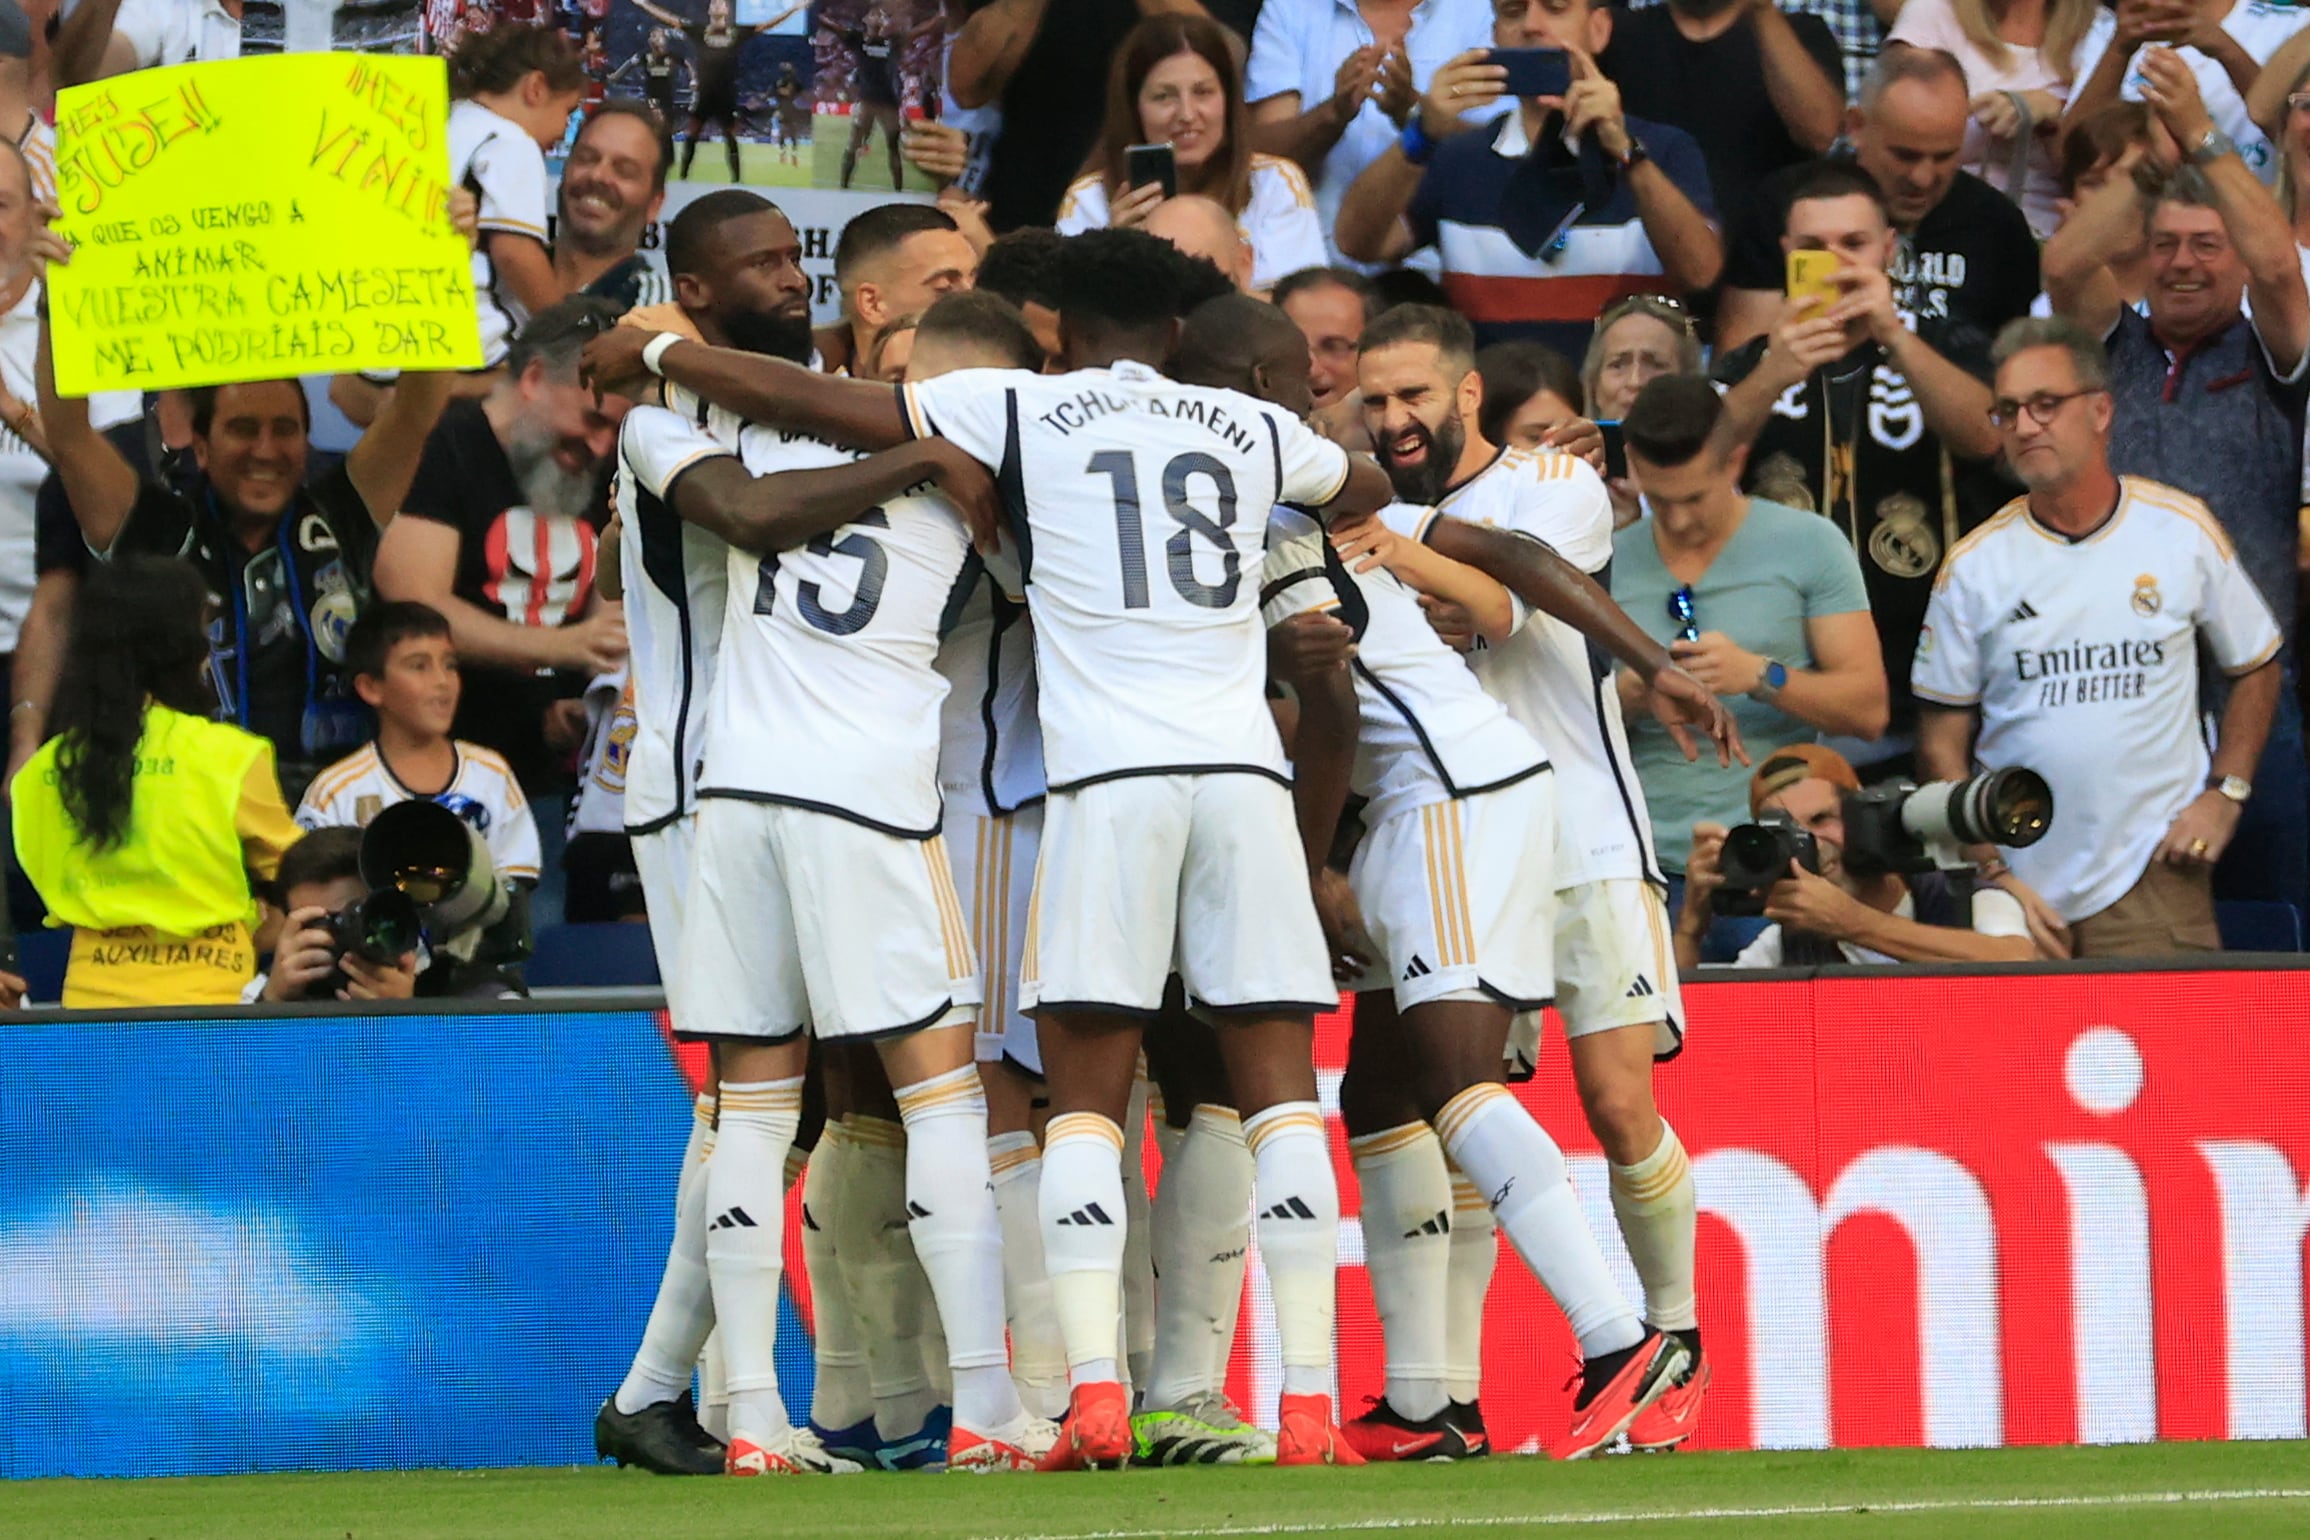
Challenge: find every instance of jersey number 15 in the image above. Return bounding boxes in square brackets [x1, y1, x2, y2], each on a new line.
[753, 509, 889, 635]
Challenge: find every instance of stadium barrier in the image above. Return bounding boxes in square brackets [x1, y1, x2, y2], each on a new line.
[1, 960, 2304, 1478]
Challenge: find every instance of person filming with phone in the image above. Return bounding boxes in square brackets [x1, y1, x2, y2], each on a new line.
[1333, 0, 1721, 359]
[1711, 154, 2001, 779]
[1677, 745, 2045, 970]
[1055, 12, 1329, 294]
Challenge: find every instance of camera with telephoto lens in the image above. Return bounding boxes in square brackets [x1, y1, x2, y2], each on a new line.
[1711, 811, 1822, 916]
[303, 800, 519, 999]
[1838, 768, 2054, 877]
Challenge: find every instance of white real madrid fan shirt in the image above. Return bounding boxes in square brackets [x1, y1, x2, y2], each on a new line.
[1912, 477, 2282, 921]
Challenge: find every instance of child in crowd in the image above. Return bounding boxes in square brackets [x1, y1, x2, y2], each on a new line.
[297, 601, 543, 894]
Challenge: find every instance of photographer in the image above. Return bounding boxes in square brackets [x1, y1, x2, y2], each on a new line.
[1677, 746, 2041, 970]
[256, 829, 419, 1005]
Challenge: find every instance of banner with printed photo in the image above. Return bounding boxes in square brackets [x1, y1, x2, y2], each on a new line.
[578, 0, 945, 194]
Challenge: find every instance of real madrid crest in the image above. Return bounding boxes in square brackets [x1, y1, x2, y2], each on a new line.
[1753, 452, 1815, 513]
[2132, 573, 2162, 616]
[310, 587, 358, 664]
[1868, 492, 1939, 579]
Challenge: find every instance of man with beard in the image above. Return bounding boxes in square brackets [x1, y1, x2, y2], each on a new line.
[556, 101, 673, 312]
[1347, 305, 1729, 1453]
[372, 299, 633, 861]
[591, 189, 826, 1476]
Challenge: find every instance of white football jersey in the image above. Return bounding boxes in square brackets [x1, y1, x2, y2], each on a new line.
[936, 545, 1046, 820]
[1262, 507, 1547, 830]
[616, 401, 742, 835]
[566, 669, 635, 841]
[699, 425, 975, 835]
[297, 740, 542, 882]
[1396, 448, 1662, 889]
[901, 361, 1353, 789]
[1913, 477, 2282, 921]
[449, 100, 549, 365]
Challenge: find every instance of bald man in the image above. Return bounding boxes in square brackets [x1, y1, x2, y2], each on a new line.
[1145, 195, 1253, 295]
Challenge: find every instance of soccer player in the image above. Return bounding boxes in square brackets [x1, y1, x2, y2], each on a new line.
[613, 301, 1038, 1472]
[590, 189, 836, 1476]
[915, 293, 1073, 1426]
[579, 227, 1400, 1469]
[1347, 305, 1723, 1453]
[1199, 295, 1728, 1463]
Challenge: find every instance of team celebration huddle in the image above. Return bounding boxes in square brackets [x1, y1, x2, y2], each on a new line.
[581, 191, 1738, 1478]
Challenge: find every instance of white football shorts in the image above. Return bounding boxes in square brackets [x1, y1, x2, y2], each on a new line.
[948, 802, 1045, 1074]
[1021, 773, 1334, 1018]
[1505, 876, 1684, 1077]
[631, 812, 695, 1018]
[1348, 777, 1557, 1013]
[676, 796, 979, 1042]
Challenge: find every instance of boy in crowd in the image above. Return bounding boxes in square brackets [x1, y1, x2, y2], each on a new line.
[297, 602, 544, 900]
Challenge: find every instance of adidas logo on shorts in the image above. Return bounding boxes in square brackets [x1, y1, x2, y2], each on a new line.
[1403, 955, 1432, 981]
[1625, 975, 1656, 999]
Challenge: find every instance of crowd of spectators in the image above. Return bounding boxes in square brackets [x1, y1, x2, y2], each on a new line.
[4, 0, 2310, 1006]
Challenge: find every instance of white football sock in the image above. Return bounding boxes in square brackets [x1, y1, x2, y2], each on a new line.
[1039, 1110, 1128, 1386]
[990, 1130, 1070, 1418]
[1242, 1102, 1340, 1400]
[1146, 1104, 1253, 1411]
[1611, 1121, 1699, 1333]
[706, 1078, 802, 1448]
[1349, 1122, 1451, 1422]
[698, 1325, 728, 1441]
[839, 1115, 941, 1440]
[1444, 1163, 1497, 1405]
[1437, 1084, 1640, 1359]
[1122, 1076, 1156, 1394]
[615, 1093, 718, 1415]
[894, 1065, 1023, 1437]
[801, 1124, 873, 1432]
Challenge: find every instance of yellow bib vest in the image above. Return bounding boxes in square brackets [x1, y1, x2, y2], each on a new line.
[14, 705, 278, 1008]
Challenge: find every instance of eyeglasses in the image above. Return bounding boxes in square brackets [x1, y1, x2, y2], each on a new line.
[2289, 92, 2310, 115]
[1667, 584, 1699, 643]
[1988, 389, 2099, 429]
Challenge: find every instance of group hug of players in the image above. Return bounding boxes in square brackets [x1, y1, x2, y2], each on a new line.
[582, 187, 1740, 1477]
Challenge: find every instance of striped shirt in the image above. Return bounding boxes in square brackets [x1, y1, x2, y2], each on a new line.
[1404, 108, 1713, 362]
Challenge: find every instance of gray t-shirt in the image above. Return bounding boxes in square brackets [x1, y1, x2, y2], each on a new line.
[1611, 498, 1873, 871]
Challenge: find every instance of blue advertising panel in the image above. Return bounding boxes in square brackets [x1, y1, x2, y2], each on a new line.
[0, 1003, 811, 1479]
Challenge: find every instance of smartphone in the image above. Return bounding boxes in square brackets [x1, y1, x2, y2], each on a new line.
[1488, 47, 1571, 101]
[1125, 142, 1177, 199]
[1597, 420, 1627, 482]
[1786, 248, 1842, 321]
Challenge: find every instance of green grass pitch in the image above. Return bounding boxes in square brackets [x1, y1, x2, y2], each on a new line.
[9, 1441, 2308, 1539]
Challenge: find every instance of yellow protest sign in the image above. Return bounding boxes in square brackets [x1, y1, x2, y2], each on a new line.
[48, 52, 482, 395]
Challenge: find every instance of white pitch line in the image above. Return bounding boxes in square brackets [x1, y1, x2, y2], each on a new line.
[990, 1486, 2310, 1540]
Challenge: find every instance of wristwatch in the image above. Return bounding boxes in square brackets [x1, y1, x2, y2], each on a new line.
[2187, 126, 2238, 166]
[1749, 658, 1788, 700]
[2209, 773, 2253, 805]
[1399, 117, 1438, 167]
[1615, 134, 1651, 174]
